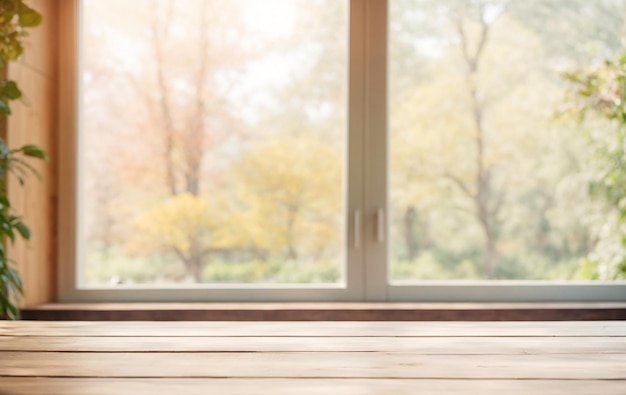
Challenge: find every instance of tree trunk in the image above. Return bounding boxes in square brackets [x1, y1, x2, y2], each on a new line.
[455, 5, 506, 278]
[187, 240, 205, 283]
[151, 3, 178, 196]
[483, 224, 498, 279]
[190, 256, 203, 283]
[285, 203, 299, 261]
[184, 1, 209, 197]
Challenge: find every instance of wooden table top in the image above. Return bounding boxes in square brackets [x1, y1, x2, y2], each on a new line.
[1, 321, 625, 394]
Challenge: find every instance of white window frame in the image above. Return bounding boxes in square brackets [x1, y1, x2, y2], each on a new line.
[58, 0, 626, 302]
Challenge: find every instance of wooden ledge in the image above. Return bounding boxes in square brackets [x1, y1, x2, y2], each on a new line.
[20, 302, 626, 321]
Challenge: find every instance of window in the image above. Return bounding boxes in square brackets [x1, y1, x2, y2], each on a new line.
[58, 0, 626, 302]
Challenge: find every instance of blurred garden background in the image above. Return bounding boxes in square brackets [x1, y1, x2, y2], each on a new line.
[81, 0, 626, 285]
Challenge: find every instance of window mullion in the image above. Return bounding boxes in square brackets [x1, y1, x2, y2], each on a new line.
[362, 0, 388, 301]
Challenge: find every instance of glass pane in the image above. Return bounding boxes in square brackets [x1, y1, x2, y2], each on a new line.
[389, 0, 626, 281]
[79, 0, 348, 286]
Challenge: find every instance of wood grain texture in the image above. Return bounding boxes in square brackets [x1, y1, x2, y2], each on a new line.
[20, 302, 626, 321]
[1, 335, 624, 354]
[2, 321, 626, 337]
[5, 0, 57, 308]
[2, 351, 626, 379]
[0, 378, 624, 395]
[0, 321, 625, 394]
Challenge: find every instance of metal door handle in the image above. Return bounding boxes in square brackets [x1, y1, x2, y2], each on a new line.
[376, 209, 385, 243]
[354, 210, 361, 249]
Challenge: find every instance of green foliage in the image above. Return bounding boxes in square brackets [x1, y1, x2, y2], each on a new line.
[0, 0, 45, 319]
[0, 0, 42, 66]
[203, 260, 340, 284]
[83, 247, 178, 285]
[0, 244, 21, 319]
[0, 80, 20, 115]
[575, 258, 600, 280]
[83, 247, 341, 285]
[563, 53, 626, 280]
[392, 253, 482, 281]
[0, 0, 40, 116]
[388, 0, 606, 281]
[0, 139, 46, 318]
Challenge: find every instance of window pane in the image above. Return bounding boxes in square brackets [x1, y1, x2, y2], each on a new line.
[79, 0, 348, 286]
[389, 0, 626, 281]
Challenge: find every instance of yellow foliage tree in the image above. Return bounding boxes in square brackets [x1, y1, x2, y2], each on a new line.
[133, 193, 227, 282]
[234, 136, 342, 263]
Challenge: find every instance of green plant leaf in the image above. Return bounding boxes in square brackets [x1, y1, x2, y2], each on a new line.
[14, 221, 30, 240]
[5, 301, 18, 320]
[1, 80, 22, 100]
[0, 99, 11, 115]
[3, 224, 15, 243]
[11, 159, 41, 181]
[18, 4, 42, 27]
[8, 266, 23, 293]
[20, 144, 47, 160]
[0, 139, 10, 156]
[0, 195, 11, 210]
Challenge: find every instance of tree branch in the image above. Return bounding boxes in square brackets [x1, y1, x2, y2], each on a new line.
[171, 247, 189, 268]
[443, 172, 476, 200]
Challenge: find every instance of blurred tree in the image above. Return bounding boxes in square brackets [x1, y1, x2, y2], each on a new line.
[389, 0, 625, 279]
[83, 0, 285, 280]
[81, 0, 626, 285]
[82, 0, 348, 282]
[563, 53, 626, 279]
[391, 0, 514, 278]
[234, 136, 342, 263]
[133, 193, 230, 282]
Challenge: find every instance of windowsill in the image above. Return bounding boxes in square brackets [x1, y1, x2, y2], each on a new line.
[20, 302, 626, 321]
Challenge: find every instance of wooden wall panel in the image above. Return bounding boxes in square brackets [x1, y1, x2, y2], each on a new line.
[6, 0, 58, 307]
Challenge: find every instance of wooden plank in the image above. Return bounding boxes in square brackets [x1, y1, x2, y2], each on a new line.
[1, 335, 624, 354]
[1, 351, 625, 379]
[1, 378, 625, 395]
[25, 302, 626, 310]
[21, 302, 626, 321]
[2, 321, 626, 337]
